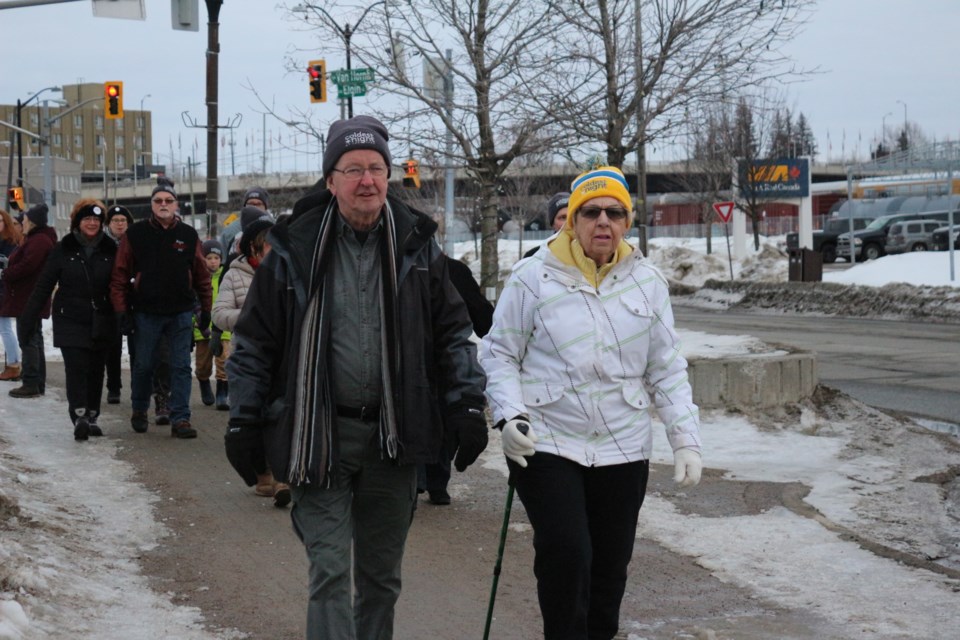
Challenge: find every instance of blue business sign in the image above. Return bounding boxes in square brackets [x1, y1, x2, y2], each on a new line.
[738, 158, 810, 198]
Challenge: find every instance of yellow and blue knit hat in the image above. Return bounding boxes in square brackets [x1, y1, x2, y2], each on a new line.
[566, 166, 633, 228]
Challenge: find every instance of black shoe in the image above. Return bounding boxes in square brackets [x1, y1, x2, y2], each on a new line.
[107, 390, 121, 404]
[428, 489, 451, 505]
[88, 422, 103, 437]
[131, 410, 149, 433]
[215, 380, 229, 411]
[74, 417, 90, 441]
[199, 380, 215, 406]
[9, 384, 42, 398]
[171, 420, 197, 439]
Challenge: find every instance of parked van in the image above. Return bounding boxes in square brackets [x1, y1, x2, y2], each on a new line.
[885, 219, 944, 254]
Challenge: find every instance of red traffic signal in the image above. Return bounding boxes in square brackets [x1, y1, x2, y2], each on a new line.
[402, 159, 420, 189]
[104, 81, 124, 119]
[308, 60, 326, 103]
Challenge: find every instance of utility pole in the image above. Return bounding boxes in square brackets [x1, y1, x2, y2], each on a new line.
[205, 0, 223, 238]
[633, 0, 648, 255]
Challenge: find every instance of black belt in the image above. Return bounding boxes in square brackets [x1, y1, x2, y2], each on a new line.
[335, 404, 380, 421]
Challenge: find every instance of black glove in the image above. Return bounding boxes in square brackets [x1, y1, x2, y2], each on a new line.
[117, 311, 135, 336]
[198, 310, 212, 334]
[447, 405, 489, 472]
[210, 328, 223, 357]
[224, 423, 264, 487]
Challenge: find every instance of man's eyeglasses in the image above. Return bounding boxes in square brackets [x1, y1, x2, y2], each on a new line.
[331, 165, 388, 181]
[152, 198, 177, 205]
[578, 206, 629, 221]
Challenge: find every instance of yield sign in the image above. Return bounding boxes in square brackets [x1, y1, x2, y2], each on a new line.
[712, 201, 735, 222]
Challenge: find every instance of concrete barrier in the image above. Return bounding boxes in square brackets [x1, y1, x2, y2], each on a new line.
[687, 349, 818, 409]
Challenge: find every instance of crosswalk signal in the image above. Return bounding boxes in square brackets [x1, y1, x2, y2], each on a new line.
[104, 81, 124, 119]
[308, 60, 326, 103]
[6, 186, 25, 212]
[402, 159, 420, 189]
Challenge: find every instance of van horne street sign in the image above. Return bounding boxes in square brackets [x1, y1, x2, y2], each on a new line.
[329, 67, 375, 99]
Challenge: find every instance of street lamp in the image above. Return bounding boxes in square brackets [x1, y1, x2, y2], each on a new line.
[294, 1, 386, 118]
[135, 94, 151, 193]
[8, 86, 61, 193]
[896, 99, 908, 148]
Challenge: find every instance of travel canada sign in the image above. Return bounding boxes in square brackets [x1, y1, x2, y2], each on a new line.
[737, 157, 810, 198]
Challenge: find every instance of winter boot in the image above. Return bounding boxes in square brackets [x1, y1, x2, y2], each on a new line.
[154, 392, 171, 425]
[254, 473, 277, 498]
[215, 380, 229, 411]
[9, 384, 41, 398]
[106, 388, 121, 404]
[87, 410, 103, 437]
[199, 379, 215, 406]
[171, 420, 198, 439]
[73, 408, 90, 441]
[0, 363, 21, 381]
[131, 410, 149, 433]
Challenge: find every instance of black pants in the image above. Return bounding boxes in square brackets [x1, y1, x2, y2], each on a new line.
[61, 346, 107, 424]
[16, 317, 45, 391]
[105, 332, 123, 394]
[510, 453, 649, 640]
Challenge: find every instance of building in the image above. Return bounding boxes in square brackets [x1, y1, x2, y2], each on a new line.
[1, 154, 82, 237]
[0, 82, 152, 180]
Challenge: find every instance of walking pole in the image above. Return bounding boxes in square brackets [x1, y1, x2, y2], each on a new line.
[483, 424, 527, 640]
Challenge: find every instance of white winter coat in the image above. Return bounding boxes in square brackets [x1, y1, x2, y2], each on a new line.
[212, 256, 255, 333]
[479, 247, 701, 467]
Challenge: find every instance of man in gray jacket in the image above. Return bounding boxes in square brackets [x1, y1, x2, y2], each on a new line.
[224, 115, 488, 640]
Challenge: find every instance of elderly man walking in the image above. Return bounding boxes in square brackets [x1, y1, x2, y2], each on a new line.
[223, 115, 488, 640]
[110, 178, 212, 438]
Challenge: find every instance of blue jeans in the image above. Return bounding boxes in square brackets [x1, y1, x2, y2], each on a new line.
[131, 311, 193, 424]
[0, 316, 19, 365]
[291, 417, 417, 640]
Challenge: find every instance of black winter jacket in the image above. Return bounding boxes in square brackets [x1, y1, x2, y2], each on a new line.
[21, 232, 118, 349]
[228, 187, 486, 482]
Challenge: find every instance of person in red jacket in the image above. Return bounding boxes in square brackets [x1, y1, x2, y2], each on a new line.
[1, 204, 57, 398]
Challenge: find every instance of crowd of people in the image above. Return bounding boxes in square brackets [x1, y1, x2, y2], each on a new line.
[0, 115, 703, 640]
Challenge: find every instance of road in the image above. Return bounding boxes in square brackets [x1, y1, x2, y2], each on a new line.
[674, 305, 960, 425]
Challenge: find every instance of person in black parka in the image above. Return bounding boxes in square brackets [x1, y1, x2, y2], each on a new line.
[20, 200, 118, 440]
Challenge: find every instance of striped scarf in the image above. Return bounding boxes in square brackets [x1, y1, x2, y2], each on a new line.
[287, 200, 402, 486]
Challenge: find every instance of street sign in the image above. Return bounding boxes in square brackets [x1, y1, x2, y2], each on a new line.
[337, 82, 367, 98]
[712, 201, 735, 222]
[329, 68, 375, 84]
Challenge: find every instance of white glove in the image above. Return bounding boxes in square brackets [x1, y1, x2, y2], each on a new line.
[501, 418, 537, 467]
[673, 448, 702, 488]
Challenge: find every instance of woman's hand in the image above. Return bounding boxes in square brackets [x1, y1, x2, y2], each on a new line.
[502, 418, 537, 467]
[673, 448, 702, 487]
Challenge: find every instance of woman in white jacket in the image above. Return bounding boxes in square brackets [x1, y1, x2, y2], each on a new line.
[479, 166, 702, 640]
[212, 207, 291, 507]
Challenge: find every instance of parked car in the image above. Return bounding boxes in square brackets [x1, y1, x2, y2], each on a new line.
[786, 215, 875, 263]
[884, 219, 944, 254]
[837, 211, 951, 261]
[932, 224, 960, 251]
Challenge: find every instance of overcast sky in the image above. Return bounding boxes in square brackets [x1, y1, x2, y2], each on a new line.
[2, 0, 958, 176]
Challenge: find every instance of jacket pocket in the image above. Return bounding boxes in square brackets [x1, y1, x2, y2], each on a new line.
[621, 382, 651, 410]
[521, 382, 565, 408]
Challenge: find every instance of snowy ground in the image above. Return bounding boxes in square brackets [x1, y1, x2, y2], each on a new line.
[2, 235, 959, 639]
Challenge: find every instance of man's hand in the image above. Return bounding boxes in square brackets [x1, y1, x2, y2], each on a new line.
[224, 423, 264, 486]
[673, 448, 702, 488]
[116, 311, 135, 336]
[501, 418, 537, 467]
[447, 406, 488, 472]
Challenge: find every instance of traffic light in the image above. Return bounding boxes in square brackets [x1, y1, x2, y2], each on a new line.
[402, 159, 420, 189]
[308, 60, 326, 103]
[6, 186, 25, 212]
[104, 81, 124, 119]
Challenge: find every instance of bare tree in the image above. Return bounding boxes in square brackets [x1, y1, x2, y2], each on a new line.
[282, 0, 572, 289]
[542, 0, 814, 252]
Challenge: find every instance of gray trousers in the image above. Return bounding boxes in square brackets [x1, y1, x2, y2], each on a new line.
[291, 417, 417, 640]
